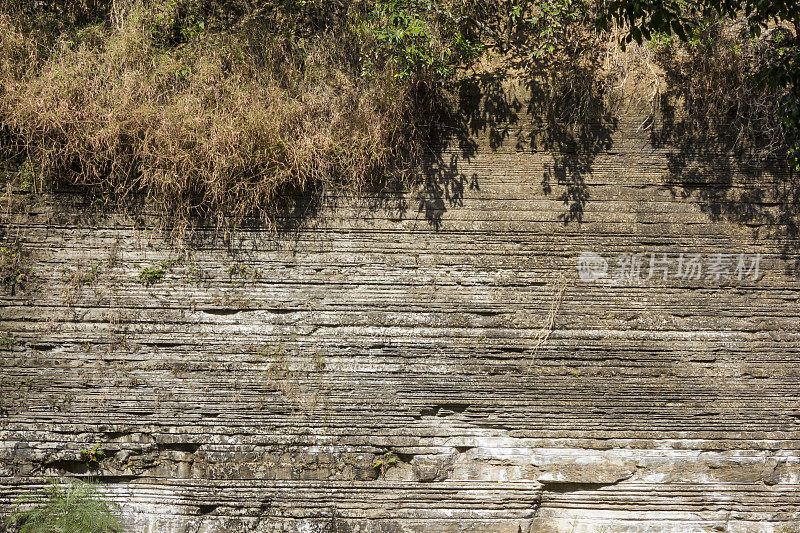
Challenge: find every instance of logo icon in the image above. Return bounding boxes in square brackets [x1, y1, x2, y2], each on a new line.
[577, 251, 608, 281]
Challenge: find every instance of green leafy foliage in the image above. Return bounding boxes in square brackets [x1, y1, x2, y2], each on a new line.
[599, 0, 800, 171]
[598, 0, 800, 46]
[526, 0, 594, 59]
[0, 244, 26, 293]
[764, 35, 800, 172]
[361, 0, 482, 79]
[372, 452, 400, 478]
[6, 479, 121, 533]
[79, 444, 106, 467]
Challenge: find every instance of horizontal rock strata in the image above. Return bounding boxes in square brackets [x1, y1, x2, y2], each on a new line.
[2, 81, 799, 532]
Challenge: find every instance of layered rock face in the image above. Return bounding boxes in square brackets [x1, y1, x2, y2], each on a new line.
[2, 81, 800, 532]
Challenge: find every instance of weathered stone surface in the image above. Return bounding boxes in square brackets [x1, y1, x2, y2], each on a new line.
[2, 79, 800, 531]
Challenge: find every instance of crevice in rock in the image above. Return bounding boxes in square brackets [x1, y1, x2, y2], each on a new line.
[267, 308, 294, 314]
[197, 504, 219, 515]
[201, 308, 241, 316]
[41, 459, 90, 474]
[539, 480, 628, 493]
[158, 442, 202, 454]
[94, 474, 142, 483]
[143, 342, 184, 348]
[27, 343, 55, 351]
[394, 452, 415, 463]
[499, 346, 526, 354]
[103, 431, 132, 440]
[418, 403, 470, 418]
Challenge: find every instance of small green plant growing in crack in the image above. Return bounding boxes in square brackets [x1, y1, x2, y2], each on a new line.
[79, 444, 105, 467]
[138, 258, 181, 285]
[1, 245, 27, 294]
[372, 452, 399, 479]
[137, 265, 165, 285]
[5, 478, 120, 533]
[84, 263, 101, 285]
[0, 334, 18, 349]
[227, 263, 248, 277]
[18, 158, 40, 192]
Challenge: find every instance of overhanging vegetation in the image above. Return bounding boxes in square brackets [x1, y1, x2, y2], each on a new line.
[0, 1, 797, 230]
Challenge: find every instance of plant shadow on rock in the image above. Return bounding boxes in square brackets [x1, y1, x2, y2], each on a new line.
[651, 42, 800, 274]
[278, 57, 619, 236]
[408, 64, 618, 231]
[525, 64, 617, 226]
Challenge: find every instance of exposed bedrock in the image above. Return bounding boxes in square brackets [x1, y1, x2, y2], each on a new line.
[2, 79, 800, 532]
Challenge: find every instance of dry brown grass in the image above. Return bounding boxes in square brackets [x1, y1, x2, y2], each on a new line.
[0, 2, 432, 231]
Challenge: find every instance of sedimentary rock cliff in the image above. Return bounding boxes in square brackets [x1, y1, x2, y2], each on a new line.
[2, 80, 799, 532]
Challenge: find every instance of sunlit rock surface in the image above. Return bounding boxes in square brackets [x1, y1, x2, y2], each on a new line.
[2, 79, 799, 532]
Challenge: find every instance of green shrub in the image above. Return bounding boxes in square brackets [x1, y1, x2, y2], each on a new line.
[372, 452, 400, 478]
[6, 479, 121, 533]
